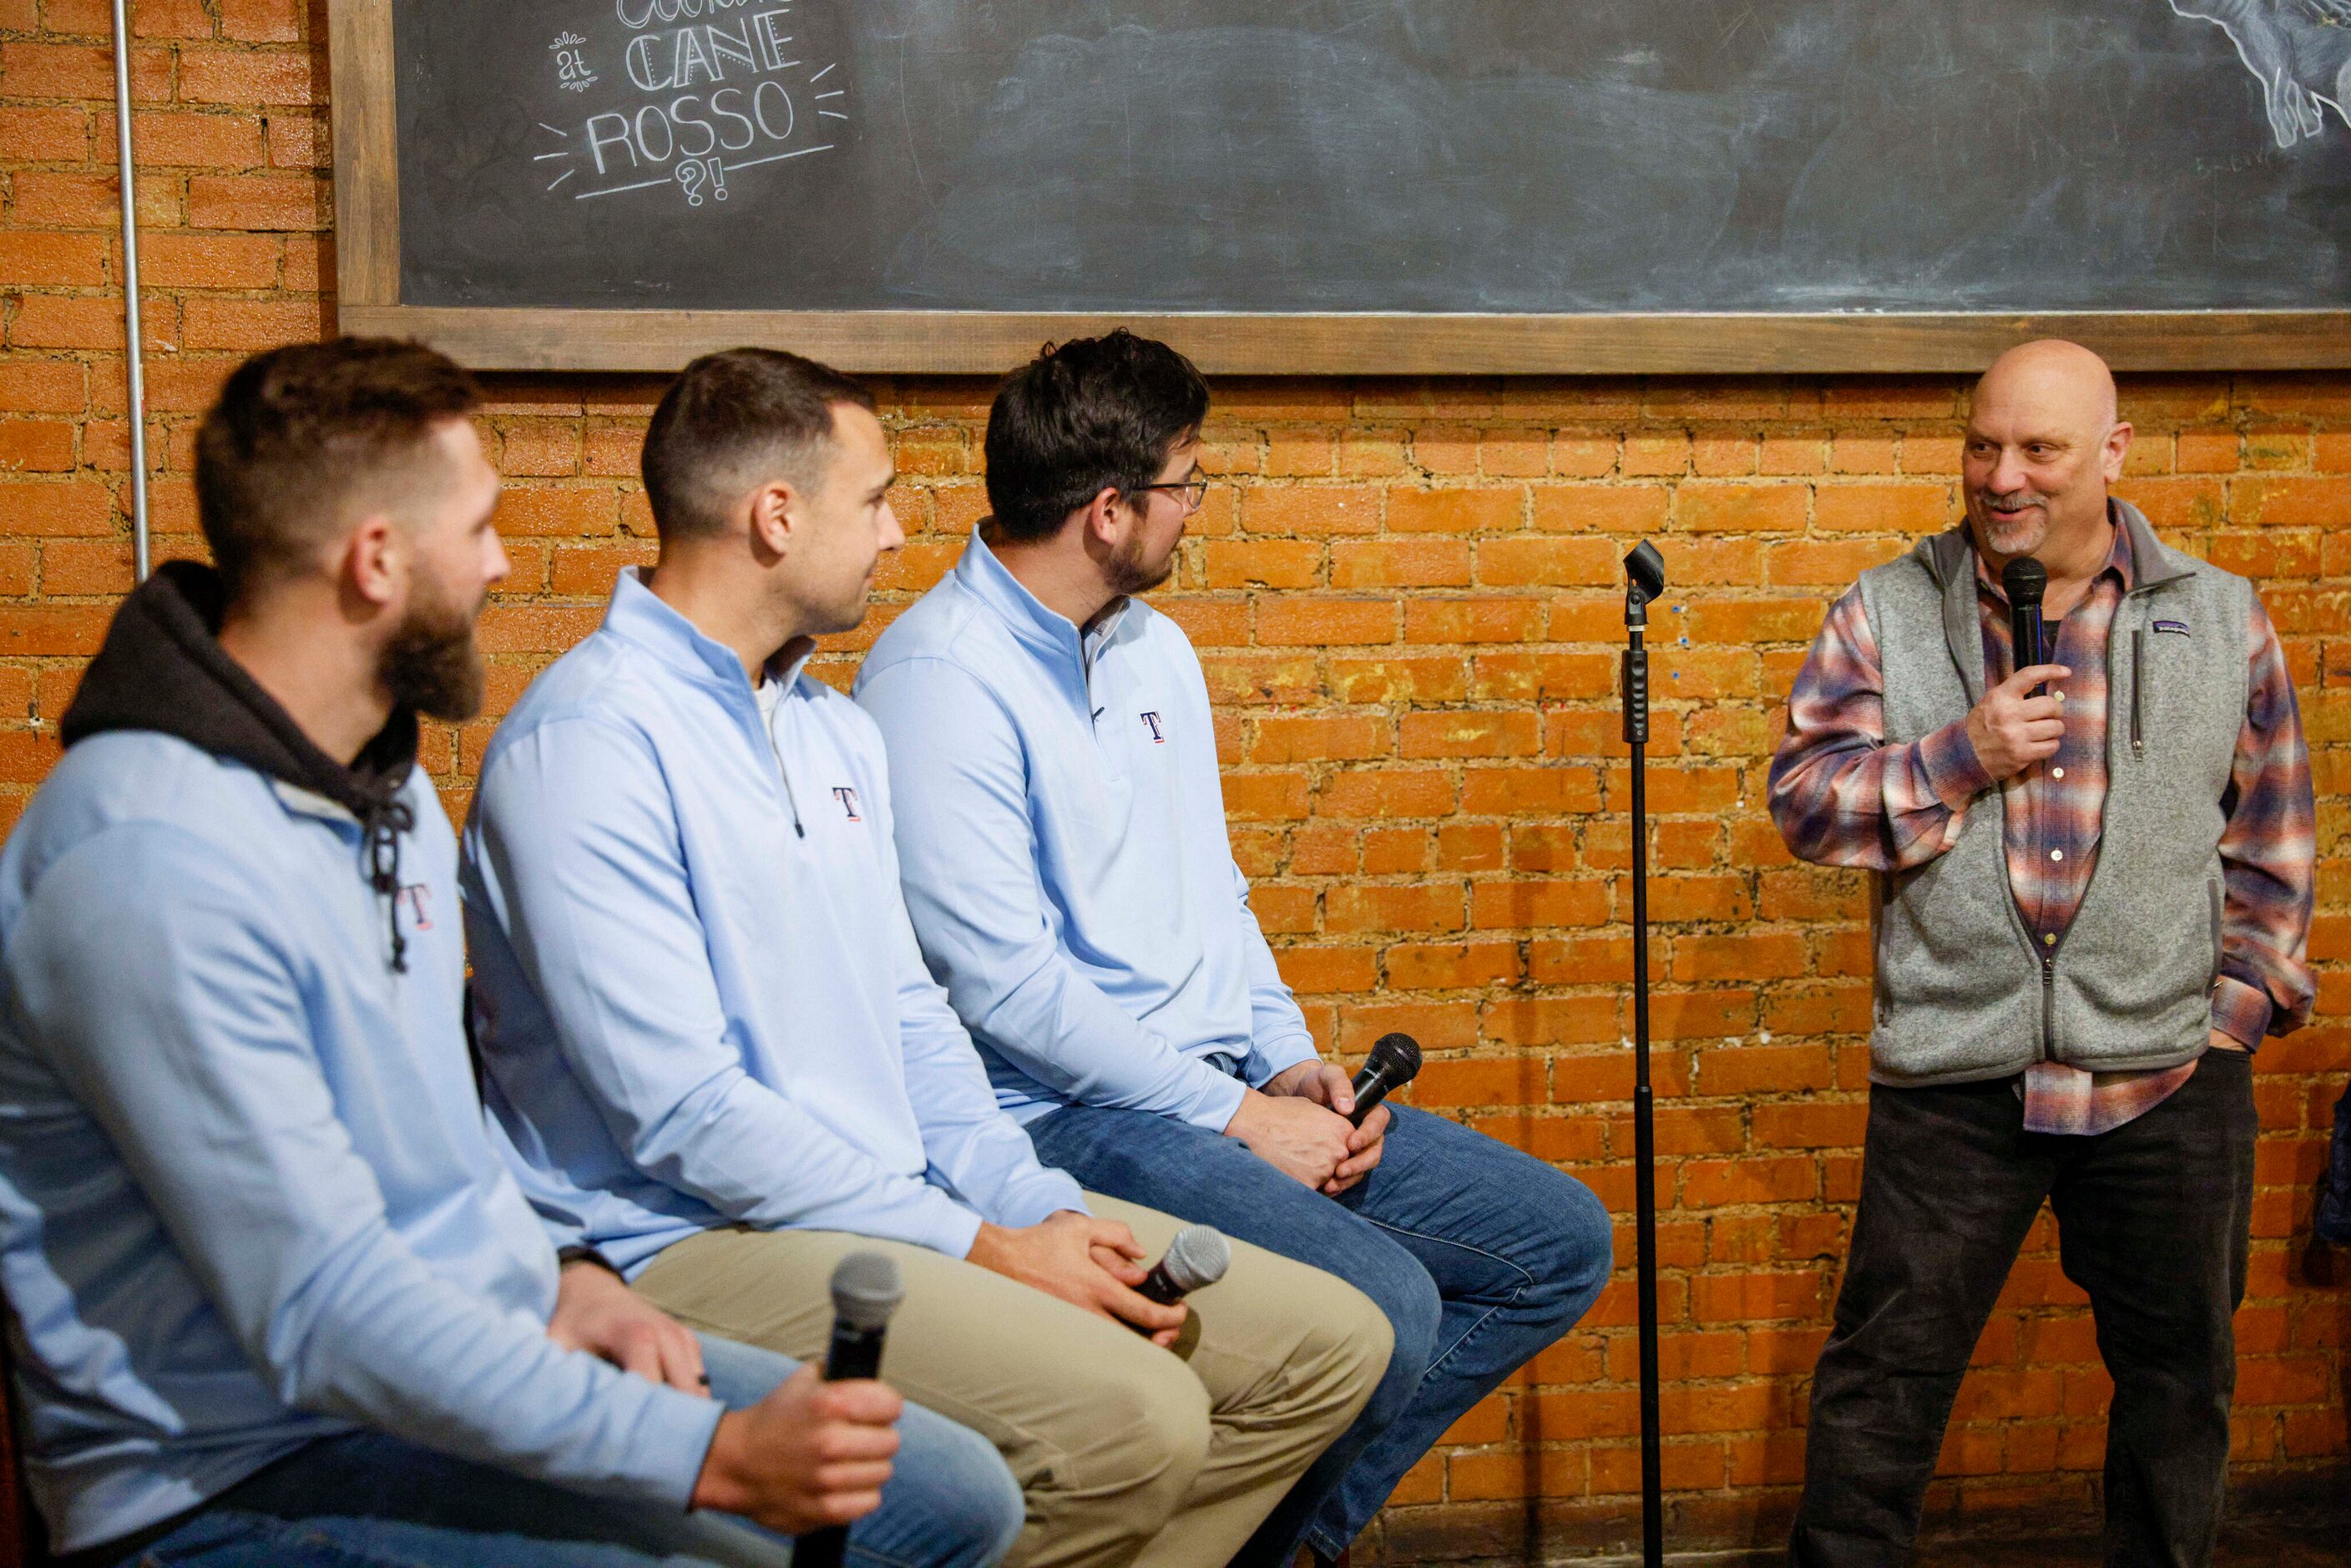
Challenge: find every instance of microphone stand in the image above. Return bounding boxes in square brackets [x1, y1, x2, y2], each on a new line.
[1620, 542, 1666, 1568]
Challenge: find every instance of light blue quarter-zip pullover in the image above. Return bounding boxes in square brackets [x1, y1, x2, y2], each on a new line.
[0, 581, 721, 1554]
[463, 570, 1084, 1277]
[853, 532, 1321, 1130]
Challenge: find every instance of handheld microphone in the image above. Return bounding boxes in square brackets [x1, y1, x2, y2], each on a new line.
[795, 1253, 904, 1568]
[1137, 1225, 1230, 1309]
[2002, 556, 2048, 697]
[1347, 1032, 1423, 1127]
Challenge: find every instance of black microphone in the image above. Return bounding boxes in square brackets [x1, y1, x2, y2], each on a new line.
[2002, 555, 2048, 697]
[1348, 1032, 1423, 1127]
[795, 1253, 904, 1568]
[1136, 1225, 1230, 1311]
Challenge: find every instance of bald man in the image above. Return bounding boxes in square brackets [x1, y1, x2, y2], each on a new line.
[1768, 341, 2313, 1568]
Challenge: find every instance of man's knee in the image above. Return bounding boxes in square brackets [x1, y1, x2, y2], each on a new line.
[1282, 1269, 1402, 1432]
[1052, 1344, 1213, 1520]
[1536, 1170, 1616, 1321]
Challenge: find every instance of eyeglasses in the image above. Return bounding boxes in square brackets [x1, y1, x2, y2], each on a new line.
[1128, 475, 1210, 514]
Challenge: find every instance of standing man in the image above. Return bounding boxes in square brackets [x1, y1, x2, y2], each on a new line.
[855, 331, 1615, 1568]
[463, 347, 1390, 1568]
[0, 339, 1023, 1568]
[1769, 340, 2314, 1568]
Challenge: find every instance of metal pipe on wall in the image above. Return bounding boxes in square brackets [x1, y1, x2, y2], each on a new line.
[111, 0, 150, 583]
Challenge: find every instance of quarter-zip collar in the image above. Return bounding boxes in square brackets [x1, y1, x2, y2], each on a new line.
[953, 530, 1130, 716]
[604, 569, 816, 836]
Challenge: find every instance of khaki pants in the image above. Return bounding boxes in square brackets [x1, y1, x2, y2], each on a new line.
[634, 1196, 1389, 1568]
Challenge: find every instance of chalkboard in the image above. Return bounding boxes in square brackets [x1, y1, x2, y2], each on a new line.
[330, 0, 2351, 372]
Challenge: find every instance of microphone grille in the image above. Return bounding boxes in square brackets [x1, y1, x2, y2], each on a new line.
[1369, 1031, 1423, 1079]
[1160, 1226, 1231, 1294]
[828, 1252, 904, 1333]
[2001, 555, 2047, 605]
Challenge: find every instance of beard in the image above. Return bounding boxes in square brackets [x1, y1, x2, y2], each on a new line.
[1974, 493, 2051, 559]
[1105, 530, 1178, 598]
[378, 572, 487, 722]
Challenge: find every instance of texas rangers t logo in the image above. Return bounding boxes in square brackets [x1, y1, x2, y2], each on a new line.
[832, 787, 862, 822]
[1140, 712, 1166, 743]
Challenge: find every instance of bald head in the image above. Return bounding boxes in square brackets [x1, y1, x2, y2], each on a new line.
[1974, 339, 2120, 433]
[1961, 339, 2132, 568]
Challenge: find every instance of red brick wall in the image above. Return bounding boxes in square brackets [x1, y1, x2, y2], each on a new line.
[4, 6, 2347, 1559]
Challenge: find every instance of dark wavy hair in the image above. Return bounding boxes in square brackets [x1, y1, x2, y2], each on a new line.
[982, 331, 1209, 543]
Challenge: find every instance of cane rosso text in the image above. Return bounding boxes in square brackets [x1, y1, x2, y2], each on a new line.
[584, 0, 808, 180]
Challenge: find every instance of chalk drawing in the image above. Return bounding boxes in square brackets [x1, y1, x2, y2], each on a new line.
[2171, 0, 2351, 147]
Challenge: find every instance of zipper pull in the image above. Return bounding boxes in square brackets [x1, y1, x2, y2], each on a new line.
[2130, 628, 2146, 760]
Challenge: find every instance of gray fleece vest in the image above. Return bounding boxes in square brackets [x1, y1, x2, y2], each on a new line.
[1856, 504, 2249, 1086]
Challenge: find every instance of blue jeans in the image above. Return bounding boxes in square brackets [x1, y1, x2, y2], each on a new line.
[1024, 1101, 1612, 1563]
[121, 1336, 1023, 1568]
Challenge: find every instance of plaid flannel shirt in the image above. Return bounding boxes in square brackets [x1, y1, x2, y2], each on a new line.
[1770, 522, 2315, 1133]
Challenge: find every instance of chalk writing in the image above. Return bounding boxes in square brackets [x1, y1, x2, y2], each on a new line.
[550, 33, 599, 94]
[531, 2, 842, 209]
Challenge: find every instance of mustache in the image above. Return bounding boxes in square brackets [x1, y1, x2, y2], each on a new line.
[1979, 491, 2049, 513]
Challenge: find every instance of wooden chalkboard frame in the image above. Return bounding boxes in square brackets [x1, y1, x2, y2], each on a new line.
[330, 0, 2351, 376]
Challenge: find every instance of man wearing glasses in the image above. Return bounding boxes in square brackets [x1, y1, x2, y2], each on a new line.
[857, 331, 1613, 1568]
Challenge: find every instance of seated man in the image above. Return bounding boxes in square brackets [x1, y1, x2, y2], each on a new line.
[0, 340, 1022, 1568]
[462, 346, 1390, 1568]
[855, 331, 1615, 1567]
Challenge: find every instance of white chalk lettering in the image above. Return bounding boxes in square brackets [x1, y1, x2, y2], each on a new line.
[635, 102, 676, 162]
[753, 9, 795, 68]
[671, 94, 719, 159]
[752, 78, 794, 140]
[584, 111, 635, 175]
[710, 86, 757, 150]
[624, 33, 667, 92]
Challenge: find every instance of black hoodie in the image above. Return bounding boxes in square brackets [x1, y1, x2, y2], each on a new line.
[62, 562, 426, 971]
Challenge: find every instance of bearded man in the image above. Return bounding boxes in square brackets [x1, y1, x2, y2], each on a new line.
[0, 338, 1022, 1568]
[1769, 340, 2314, 1568]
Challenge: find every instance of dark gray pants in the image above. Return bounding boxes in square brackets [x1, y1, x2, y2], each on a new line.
[1789, 1052, 2257, 1568]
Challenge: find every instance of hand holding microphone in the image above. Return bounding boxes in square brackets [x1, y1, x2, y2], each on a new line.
[1230, 1034, 1422, 1195]
[1968, 559, 2069, 783]
[1347, 1033, 1423, 1126]
[692, 1252, 903, 1541]
[791, 1255, 906, 1568]
[1137, 1225, 1230, 1307]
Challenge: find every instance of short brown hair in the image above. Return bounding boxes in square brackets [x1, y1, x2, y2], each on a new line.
[195, 337, 480, 599]
[640, 347, 877, 541]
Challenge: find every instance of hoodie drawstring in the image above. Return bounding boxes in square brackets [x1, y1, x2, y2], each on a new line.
[365, 795, 417, 973]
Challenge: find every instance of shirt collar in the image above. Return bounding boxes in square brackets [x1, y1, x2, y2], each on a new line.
[953, 529, 1130, 693]
[1973, 503, 2136, 608]
[604, 567, 793, 700]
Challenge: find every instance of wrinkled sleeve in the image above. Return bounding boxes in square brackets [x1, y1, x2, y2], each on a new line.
[469, 715, 982, 1257]
[2209, 594, 2317, 1046]
[863, 752, 1090, 1227]
[11, 825, 721, 1508]
[857, 659, 1249, 1132]
[1768, 586, 1994, 872]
